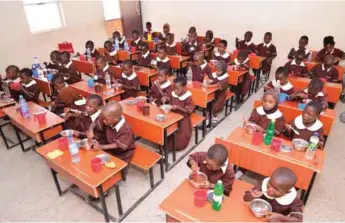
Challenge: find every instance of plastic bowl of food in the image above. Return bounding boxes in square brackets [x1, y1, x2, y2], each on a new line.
[249, 199, 272, 219]
[155, 114, 167, 122]
[188, 171, 208, 189]
[245, 123, 263, 135]
[292, 138, 309, 151]
[60, 130, 74, 137]
[160, 104, 172, 114]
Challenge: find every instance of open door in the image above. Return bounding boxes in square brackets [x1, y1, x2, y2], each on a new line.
[120, 0, 143, 38]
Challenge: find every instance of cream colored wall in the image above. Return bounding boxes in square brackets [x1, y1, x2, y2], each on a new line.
[0, 1, 108, 72]
[141, 1, 345, 70]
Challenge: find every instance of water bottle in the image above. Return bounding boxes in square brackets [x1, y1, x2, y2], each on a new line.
[264, 119, 275, 145]
[305, 132, 319, 160]
[69, 141, 80, 164]
[32, 57, 40, 77]
[19, 95, 30, 118]
[212, 180, 224, 211]
[124, 41, 129, 51]
[105, 72, 112, 94]
[86, 47, 92, 61]
[308, 52, 313, 62]
[186, 67, 193, 83]
[114, 39, 120, 50]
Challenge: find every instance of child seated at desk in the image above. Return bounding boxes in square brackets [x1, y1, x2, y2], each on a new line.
[12, 68, 40, 103]
[264, 66, 295, 95]
[235, 31, 256, 53]
[155, 46, 171, 71]
[158, 23, 171, 42]
[285, 100, 324, 149]
[113, 31, 128, 50]
[229, 50, 250, 97]
[88, 101, 136, 163]
[182, 31, 200, 57]
[1, 65, 20, 96]
[119, 60, 139, 99]
[188, 144, 235, 196]
[190, 52, 212, 83]
[284, 50, 309, 77]
[287, 35, 310, 60]
[256, 32, 277, 74]
[137, 42, 152, 68]
[165, 33, 176, 56]
[245, 89, 286, 135]
[310, 54, 339, 82]
[150, 68, 173, 107]
[289, 78, 328, 110]
[143, 21, 157, 40]
[44, 50, 61, 70]
[183, 26, 196, 43]
[203, 30, 215, 50]
[131, 29, 142, 48]
[104, 40, 117, 65]
[94, 56, 115, 84]
[212, 40, 230, 64]
[60, 51, 81, 84]
[316, 36, 345, 64]
[84, 40, 100, 58]
[162, 76, 195, 151]
[243, 167, 304, 222]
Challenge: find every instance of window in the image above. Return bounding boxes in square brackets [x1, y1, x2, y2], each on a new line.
[102, 0, 121, 21]
[23, 0, 65, 33]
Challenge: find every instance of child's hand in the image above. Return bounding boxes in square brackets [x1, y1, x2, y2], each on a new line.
[73, 131, 81, 138]
[250, 189, 263, 198]
[171, 105, 178, 111]
[264, 85, 272, 91]
[266, 212, 285, 222]
[161, 96, 169, 104]
[91, 139, 101, 150]
[242, 117, 248, 128]
[189, 159, 199, 172]
[87, 130, 94, 139]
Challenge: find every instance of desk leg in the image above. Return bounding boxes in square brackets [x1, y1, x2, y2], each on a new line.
[172, 133, 176, 162]
[50, 169, 63, 196]
[303, 172, 317, 204]
[97, 186, 110, 222]
[40, 131, 46, 145]
[114, 184, 123, 216]
[202, 108, 206, 137]
[163, 129, 169, 171]
[13, 125, 27, 152]
[255, 69, 261, 92]
[208, 103, 213, 129]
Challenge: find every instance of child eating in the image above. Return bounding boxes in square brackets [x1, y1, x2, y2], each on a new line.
[119, 60, 140, 99]
[104, 40, 117, 65]
[150, 68, 173, 107]
[212, 40, 230, 64]
[60, 51, 81, 84]
[137, 42, 152, 68]
[310, 54, 339, 82]
[1, 65, 20, 97]
[188, 144, 235, 196]
[113, 31, 127, 50]
[15, 68, 40, 103]
[264, 66, 295, 95]
[155, 46, 171, 71]
[284, 50, 309, 77]
[94, 56, 115, 84]
[84, 40, 100, 58]
[44, 51, 61, 70]
[190, 52, 212, 83]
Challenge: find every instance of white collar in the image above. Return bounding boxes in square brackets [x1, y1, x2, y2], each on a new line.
[294, 115, 323, 131]
[112, 116, 126, 131]
[303, 88, 324, 97]
[291, 59, 305, 67]
[211, 72, 217, 78]
[65, 61, 73, 69]
[263, 42, 271, 48]
[74, 97, 86, 106]
[171, 90, 192, 101]
[156, 57, 170, 63]
[217, 73, 229, 81]
[166, 42, 176, 47]
[91, 48, 95, 54]
[134, 38, 140, 44]
[90, 110, 101, 122]
[329, 48, 335, 55]
[272, 79, 293, 91]
[245, 40, 253, 45]
[189, 41, 197, 46]
[22, 79, 36, 88]
[256, 106, 283, 120]
[202, 159, 228, 174]
[199, 61, 208, 70]
[119, 36, 126, 44]
[121, 71, 137, 80]
[322, 63, 332, 72]
[103, 64, 110, 72]
[142, 50, 150, 58]
[210, 37, 215, 43]
[160, 80, 171, 89]
[215, 51, 230, 58]
[109, 49, 117, 56]
[234, 57, 249, 65]
[262, 178, 297, 205]
[13, 77, 20, 83]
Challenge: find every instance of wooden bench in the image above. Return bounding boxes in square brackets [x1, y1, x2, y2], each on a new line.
[191, 113, 205, 144]
[225, 91, 235, 116]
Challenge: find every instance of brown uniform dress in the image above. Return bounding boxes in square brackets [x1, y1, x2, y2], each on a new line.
[95, 116, 136, 163]
[316, 48, 345, 64]
[244, 178, 304, 221]
[156, 57, 171, 71]
[150, 80, 173, 107]
[165, 42, 177, 55]
[60, 61, 81, 85]
[287, 47, 310, 60]
[137, 51, 152, 68]
[211, 51, 230, 64]
[168, 91, 195, 151]
[249, 106, 286, 134]
[191, 61, 212, 83]
[45, 62, 61, 70]
[310, 63, 339, 82]
[265, 80, 295, 95]
[210, 73, 229, 115]
[236, 40, 256, 53]
[84, 49, 100, 58]
[117, 36, 127, 50]
[131, 38, 142, 48]
[284, 60, 308, 77]
[293, 88, 328, 109]
[188, 152, 235, 196]
[11, 80, 40, 103]
[95, 64, 115, 85]
[121, 72, 140, 99]
[256, 43, 277, 72]
[104, 50, 118, 66]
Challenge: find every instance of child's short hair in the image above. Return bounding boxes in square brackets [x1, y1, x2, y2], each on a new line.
[245, 31, 253, 36]
[300, 35, 309, 42]
[206, 30, 213, 38]
[104, 40, 112, 48]
[188, 26, 196, 34]
[306, 100, 323, 115]
[174, 76, 187, 86]
[324, 54, 335, 63]
[323, 36, 335, 45]
[132, 29, 139, 35]
[113, 31, 120, 36]
[141, 42, 148, 49]
[276, 66, 289, 77]
[158, 67, 170, 76]
[50, 50, 60, 58]
[219, 39, 227, 47]
[146, 21, 152, 26]
[166, 33, 174, 40]
[123, 59, 133, 68]
[207, 144, 228, 166]
[265, 32, 272, 37]
[5, 65, 19, 74]
[52, 74, 65, 84]
[88, 94, 104, 106]
[60, 51, 70, 60]
[272, 167, 297, 187]
[309, 78, 324, 93]
[85, 40, 94, 47]
[216, 61, 227, 74]
[19, 68, 33, 77]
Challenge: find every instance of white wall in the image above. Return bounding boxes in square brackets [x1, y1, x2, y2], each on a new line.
[0, 1, 108, 72]
[141, 1, 345, 70]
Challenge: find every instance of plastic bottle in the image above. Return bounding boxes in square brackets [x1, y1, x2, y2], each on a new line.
[19, 95, 30, 118]
[86, 47, 92, 61]
[105, 72, 112, 93]
[264, 119, 275, 145]
[308, 52, 313, 62]
[69, 141, 80, 164]
[32, 57, 40, 77]
[186, 67, 193, 83]
[305, 132, 319, 160]
[212, 180, 224, 211]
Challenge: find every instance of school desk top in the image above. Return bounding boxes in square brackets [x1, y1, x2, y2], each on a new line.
[117, 49, 141, 61]
[0, 100, 15, 109]
[288, 76, 342, 104]
[209, 63, 248, 86]
[159, 179, 262, 222]
[72, 59, 95, 74]
[186, 81, 219, 108]
[37, 138, 127, 197]
[151, 53, 190, 69]
[33, 77, 53, 96]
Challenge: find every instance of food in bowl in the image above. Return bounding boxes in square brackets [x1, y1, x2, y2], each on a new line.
[188, 171, 208, 188]
[160, 104, 172, 114]
[249, 199, 272, 218]
[292, 138, 309, 151]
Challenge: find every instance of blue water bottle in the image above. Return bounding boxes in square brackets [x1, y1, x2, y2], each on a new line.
[19, 95, 30, 118]
[88, 77, 94, 87]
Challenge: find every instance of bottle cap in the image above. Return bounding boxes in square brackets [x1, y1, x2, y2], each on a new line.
[217, 180, 223, 184]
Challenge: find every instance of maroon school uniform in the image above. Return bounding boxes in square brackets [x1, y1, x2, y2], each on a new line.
[237, 40, 256, 53]
[95, 116, 136, 163]
[182, 41, 200, 57]
[266, 79, 295, 95]
[284, 60, 308, 77]
[233, 57, 250, 95]
[256, 42, 277, 71]
[287, 47, 310, 60]
[60, 61, 81, 84]
[188, 152, 235, 196]
[76, 110, 100, 133]
[137, 51, 152, 68]
[11, 80, 40, 103]
[290, 115, 324, 146]
[156, 57, 171, 70]
[45, 62, 61, 71]
[294, 88, 328, 109]
[121, 71, 140, 99]
[95, 64, 115, 85]
[150, 80, 173, 107]
[159, 32, 172, 42]
[316, 48, 345, 63]
[249, 106, 286, 134]
[131, 38, 142, 48]
[191, 60, 212, 83]
[104, 49, 118, 65]
[310, 63, 339, 82]
[210, 72, 229, 114]
[84, 49, 100, 58]
[244, 178, 304, 221]
[211, 51, 230, 64]
[168, 91, 195, 151]
[165, 42, 177, 55]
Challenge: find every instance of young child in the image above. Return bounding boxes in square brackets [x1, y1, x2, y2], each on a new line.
[285, 100, 324, 149]
[246, 89, 286, 135]
[131, 29, 142, 48]
[229, 50, 250, 97]
[104, 40, 117, 65]
[188, 144, 235, 196]
[243, 167, 304, 222]
[287, 35, 310, 59]
[94, 56, 115, 84]
[162, 76, 195, 151]
[204, 30, 215, 50]
[236, 31, 256, 53]
[44, 50, 61, 70]
[311, 54, 339, 82]
[119, 60, 139, 99]
[182, 31, 199, 57]
[150, 68, 173, 106]
[284, 50, 309, 77]
[159, 23, 171, 42]
[316, 36, 345, 64]
[1, 65, 20, 96]
[84, 40, 100, 58]
[289, 78, 328, 110]
[113, 31, 127, 50]
[212, 40, 230, 64]
[59, 51, 81, 84]
[165, 33, 177, 55]
[264, 67, 295, 95]
[14, 68, 40, 103]
[137, 42, 152, 67]
[155, 46, 171, 71]
[183, 26, 197, 43]
[256, 32, 277, 74]
[190, 52, 212, 82]
[143, 21, 157, 40]
[88, 101, 136, 163]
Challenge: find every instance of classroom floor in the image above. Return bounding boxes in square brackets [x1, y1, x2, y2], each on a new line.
[1, 85, 345, 221]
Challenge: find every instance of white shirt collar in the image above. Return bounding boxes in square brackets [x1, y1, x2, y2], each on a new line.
[303, 88, 324, 97]
[91, 48, 95, 54]
[65, 61, 73, 69]
[121, 71, 137, 81]
[90, 110, 101, 122]
[199, 61, 208, 70]
[156, 57, 170, 63]
[119, 36, 126, 44]
[329, 48, 335, 55]
[134, 37, 141, 44]
[166, 42, 176, 47]
[22, 79, 36, 88]
[210, 37, 215, 43]
[245, 40, 253, 45]
[171, 90, 192, 101]
[189, 41, 197, 46]
[272, 79, 293, 91]
[142, 50, 150, 58]
[13, 77, 20, 83]
[217, 73, 229, 81]
[215, 51, 230, 58]
[321, 63, 332, 72]
[112, 116, 126, 131]
[263, 42, 271, 48]
[234, 57, 249, 66]
[291, 59, 305, 67]
[109, 50, 117, 56]
[262, 178, 297, 205]
[256, 106, 283, 120]
[294, 115, 323, 131]
[160, 80, 171, 89]
[103, 64, 110, 72]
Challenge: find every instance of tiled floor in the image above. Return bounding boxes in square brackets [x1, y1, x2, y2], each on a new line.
[1, 85, 345, 221]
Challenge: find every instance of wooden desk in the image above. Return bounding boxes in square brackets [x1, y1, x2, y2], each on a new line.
[33, 77, 53, 98]
[288, 76, 342, 104]
[2, 102, 64, 151]
[159, 179, 261, 222]
[151, 53, 190, 70]
[119, 98, 183, 171]
[248, 55, 265, 70]
[72, 59, 95, 74]
[196, 36, 221, 45]
[37, 138, 127, 222]
[117, 50, 140, 62]
[143, 40, 163, 52]
[304, 61, 344, 81]
[215, 127, 325, 203]
[70, 80, 124, 102]
[0, 100, 16, 118]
